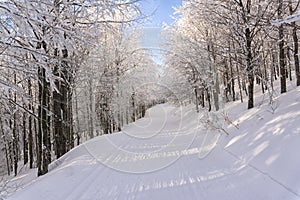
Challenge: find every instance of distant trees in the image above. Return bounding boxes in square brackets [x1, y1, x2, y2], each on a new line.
[74, 25, 158, 138]
[164, 0, 300, 111]
[0, 0, 157, 177]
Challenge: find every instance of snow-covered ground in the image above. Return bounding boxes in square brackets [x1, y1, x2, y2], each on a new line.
[3, 85, 300, 200]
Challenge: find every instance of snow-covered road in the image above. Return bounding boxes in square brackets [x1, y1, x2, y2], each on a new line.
[7, 88, 300, 199]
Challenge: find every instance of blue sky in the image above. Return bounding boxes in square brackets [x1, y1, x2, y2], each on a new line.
[139, 0, 182, 27]
[139, 0, 182, 58]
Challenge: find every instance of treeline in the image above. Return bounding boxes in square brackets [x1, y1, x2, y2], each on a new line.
[0, 0, 157, 177]
[164, 0, 300, 111]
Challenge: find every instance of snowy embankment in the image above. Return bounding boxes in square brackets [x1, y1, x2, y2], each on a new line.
[4, 87, 300, 200]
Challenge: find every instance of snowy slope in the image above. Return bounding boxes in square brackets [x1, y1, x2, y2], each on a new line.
[5, 87, 300, 200]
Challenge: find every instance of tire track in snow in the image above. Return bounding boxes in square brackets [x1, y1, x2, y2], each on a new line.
[63, 149, 105, 200]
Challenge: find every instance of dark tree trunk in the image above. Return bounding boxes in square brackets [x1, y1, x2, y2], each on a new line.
[37, 65, 50, 176]
[68, 92, 74, 149]
[200, 90, 205, 108]
[292, 22, 300, 86]
[131, 91, 136, 122]
[37, 67, 43, 176]
[1, 119, 11, 176]
[88, 78, 94, 138]
[194, 87, 199, 113]
[278, 0, 287, 93]
[23, 111, 28, 165]
[229, 57, 235, 101]
[28, 78, 34, 168]
[246, 27, 254, 109]
[53, 81, 64, 158]
[13, 117, 18, 176]
[13, 74, 18, 176]
[206, 88, 212, 112]
[43, 81, 51, 173]
[286, 46, 292, 81]
[74, 89, 81, 145]
[235, 51, 243, 103]
[224, 61, 231, 102]
[288, 0, 300, 86]
[53, 48, 71, 158]
[28, 113, 33, 168]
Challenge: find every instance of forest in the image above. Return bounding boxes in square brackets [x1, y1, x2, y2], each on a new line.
[0, 0, 299, 181]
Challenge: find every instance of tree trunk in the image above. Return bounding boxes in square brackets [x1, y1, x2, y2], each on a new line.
[38, 65, 50, 176]
[206, 88, 212, 112]
[13, 74, 18, 176]
[292, 22, 300, 86]
[28, 113, 33, 168]
[131, 91, 136, 122]
[235, 50, 243, 103]
[229, 58, 235, 101]
[88, 78, 94, 138]
[195, 87, 199, 113]
[278, 0, 287, 93]
[37, 67, 43, 176]
[28, 79, 34, 168]
[246, 27, 254, 109]
[1, 119, 11, 175]
[74, 89, 81, 145]
[224, 61, 231, 102]
[23, 111, 28, 165]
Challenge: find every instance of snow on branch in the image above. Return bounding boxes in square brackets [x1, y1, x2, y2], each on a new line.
[272, 11, 300, 26]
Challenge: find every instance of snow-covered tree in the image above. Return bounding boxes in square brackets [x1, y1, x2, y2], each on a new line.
[0, 0, 142, 176]
[164, 0, 300, 112]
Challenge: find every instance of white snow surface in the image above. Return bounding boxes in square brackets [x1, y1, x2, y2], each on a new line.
[5, 87, 300, 200]
[272, 10, 300, 25]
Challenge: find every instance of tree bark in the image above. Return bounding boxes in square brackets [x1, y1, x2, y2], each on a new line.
[38, 65, 51, 176]
[292, 22, 300, 86]
[88, 78, 94, 138]
[131, 91, 136, 122]
[13, 74, 18, 176]
[28, 78, 34, 168]
[246, 27, 254, 109]
[278, 0, 287, 93]
[23, 110, 28, 165]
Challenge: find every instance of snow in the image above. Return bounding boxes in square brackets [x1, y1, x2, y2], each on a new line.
[4, 86, 300, 200]
[272, 10, 300, 26]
